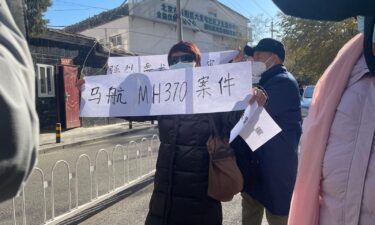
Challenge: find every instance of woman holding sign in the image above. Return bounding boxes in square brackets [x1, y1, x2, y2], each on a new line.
[78, 41, 267, 225]
[143, 41, 267, 225]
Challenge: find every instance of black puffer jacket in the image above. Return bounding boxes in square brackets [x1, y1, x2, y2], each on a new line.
[145, 112, 240, 225]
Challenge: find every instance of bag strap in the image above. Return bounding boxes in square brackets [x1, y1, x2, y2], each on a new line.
[208, 114, 228, 138]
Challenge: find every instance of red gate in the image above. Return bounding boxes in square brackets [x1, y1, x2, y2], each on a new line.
[57, 65, 81, 129]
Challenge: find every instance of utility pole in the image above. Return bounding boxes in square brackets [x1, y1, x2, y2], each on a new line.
[270, 19, 277, 39]
[176, 0, 183, 41]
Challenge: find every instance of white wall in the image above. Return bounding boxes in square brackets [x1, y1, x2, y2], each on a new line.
[80, 17, 130, 51]
[79, 0, 249, 55]
[128, 16, 177, 54]
[127, 16, 243, 55]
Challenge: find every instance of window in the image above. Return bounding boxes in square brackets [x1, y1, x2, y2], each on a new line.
[109, 35, 122, 46]
[37, 64, 55, 98]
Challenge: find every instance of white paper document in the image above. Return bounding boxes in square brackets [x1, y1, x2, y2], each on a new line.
[229, 102, 259, 143]
[229, 104, 282, 151]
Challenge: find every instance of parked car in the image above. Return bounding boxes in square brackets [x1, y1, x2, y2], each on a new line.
[301, 85, 315, 118]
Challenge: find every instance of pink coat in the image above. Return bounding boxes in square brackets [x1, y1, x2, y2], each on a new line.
[288, 34, 375, 225]
[319, 55, 375, 225]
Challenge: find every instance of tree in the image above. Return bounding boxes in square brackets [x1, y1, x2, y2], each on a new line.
[249, 14, 272, 45]
[279, 13, 357, 84]
[25, 0, 51, 37]
[6, 0, 27, 35]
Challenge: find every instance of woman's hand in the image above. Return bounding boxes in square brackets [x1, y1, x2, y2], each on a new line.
[76, 79, 85, 91]
[249, 87, 268, 107]
[232, 51, 245, 63]
[230, 48, 245, 63]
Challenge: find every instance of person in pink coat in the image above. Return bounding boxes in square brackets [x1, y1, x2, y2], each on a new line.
[287, 18, 375, 225]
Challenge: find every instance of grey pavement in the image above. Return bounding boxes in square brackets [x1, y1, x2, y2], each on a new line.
[39, 121, 157, 153]
[79, 184, 269, 225]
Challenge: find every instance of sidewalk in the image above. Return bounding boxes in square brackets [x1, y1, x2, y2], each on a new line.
[39, 122, 157, 154]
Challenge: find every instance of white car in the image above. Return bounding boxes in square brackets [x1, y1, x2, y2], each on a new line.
[301, 85, 315, 118]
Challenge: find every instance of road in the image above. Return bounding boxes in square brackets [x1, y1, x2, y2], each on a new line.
[0, 127, 159, 225]
[78, 183, 269, 225]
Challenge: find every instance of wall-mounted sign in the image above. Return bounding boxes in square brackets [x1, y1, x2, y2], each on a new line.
[156, 2, 239, 37]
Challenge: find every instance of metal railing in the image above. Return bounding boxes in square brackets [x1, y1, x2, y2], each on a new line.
[8, 134, 159, 225]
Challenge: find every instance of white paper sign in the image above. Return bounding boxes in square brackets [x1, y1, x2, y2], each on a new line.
[200, 50, 239, 67]
[139, 54, 169, 72]
[81, 62, 252, 117]
[107, 50, 238, 74]
[230, 104, 282, 151]
[107, 56, 139, 74]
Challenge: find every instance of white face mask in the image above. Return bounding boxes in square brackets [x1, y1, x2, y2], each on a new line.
[357, 16, 375, 43]
[252, 55, 274, 77]
[169, 62, 195, 70]
[264, 55, 275, 69]
[252, 61, 267, 77]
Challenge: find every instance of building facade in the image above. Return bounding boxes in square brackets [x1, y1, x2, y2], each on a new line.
[29, 29, 131, 130]
[65, 0, 250, 55]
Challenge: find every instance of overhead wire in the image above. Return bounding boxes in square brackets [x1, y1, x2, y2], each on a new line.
[223, 0, 247, 17]
[53, 0, 110, 10]
[80, 40, 98, 78]
[49, 0, 133, 27]
[251, 0, 273, 18]
[127, 0, 156, 16]
[226, 0, 256, 18]
[211, 1, 242, 24]
[228, 0, 275, 41]
[210, 0, 249, 27]
[94, 45, 113, 75]
[221, 0, 273, 18]
[49, 8, 93, 11]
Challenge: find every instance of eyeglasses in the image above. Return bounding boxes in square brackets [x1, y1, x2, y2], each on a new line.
[170, 54, 196, 66]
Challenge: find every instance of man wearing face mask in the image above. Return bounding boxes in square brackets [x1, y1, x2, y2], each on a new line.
[233, 38, 302, 225]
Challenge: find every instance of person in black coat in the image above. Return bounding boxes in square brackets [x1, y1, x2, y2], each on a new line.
[233, 38, 302, 225]
[77, 41, 268, 225]
[144, 41, 268, 225]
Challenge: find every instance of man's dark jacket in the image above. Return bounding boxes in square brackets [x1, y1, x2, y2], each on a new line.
[233, 64, 302, 216]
